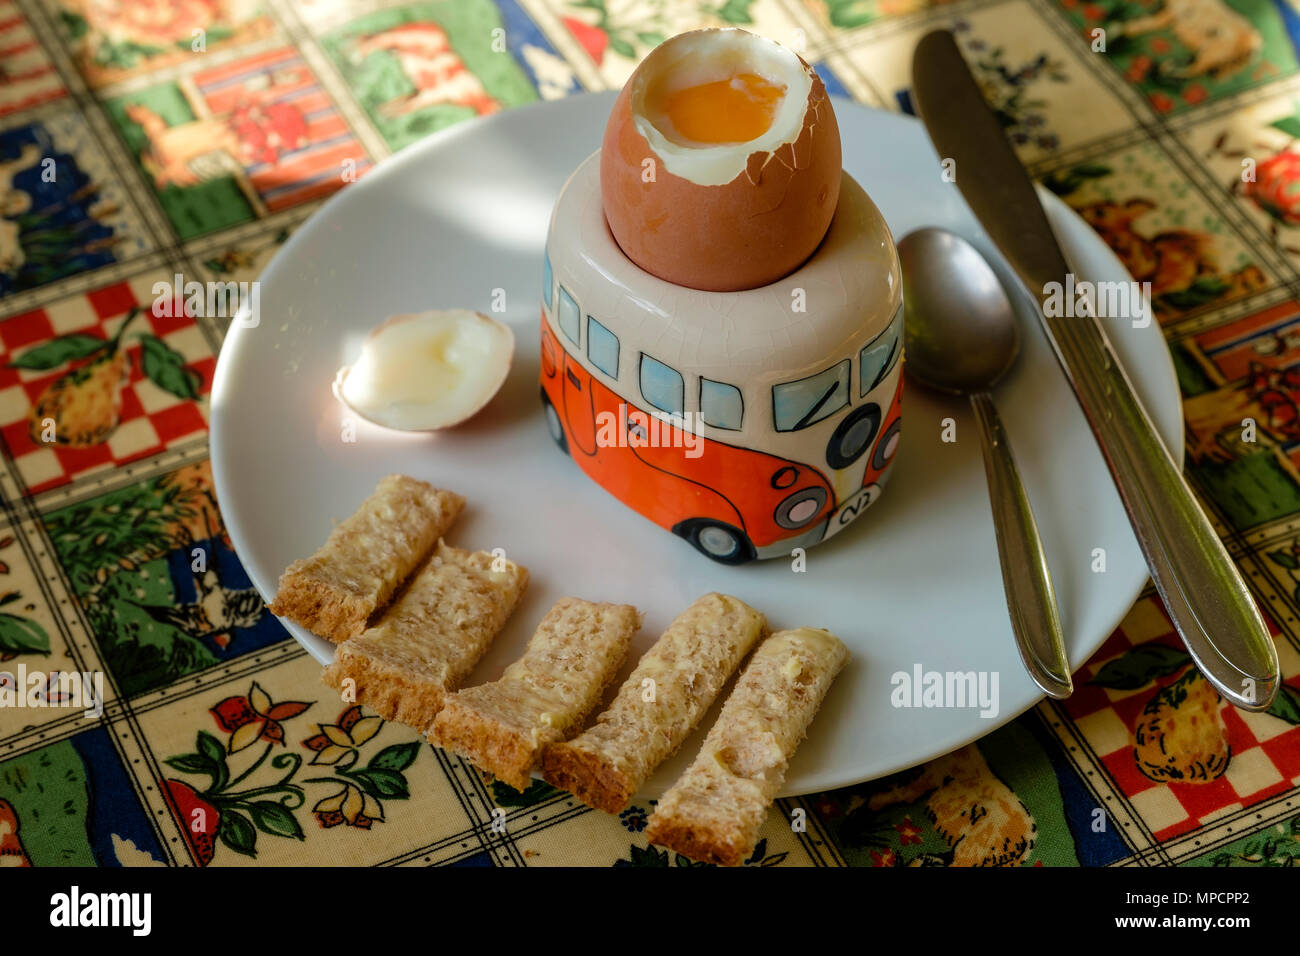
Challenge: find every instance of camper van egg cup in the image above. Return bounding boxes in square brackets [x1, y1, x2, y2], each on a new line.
[539, 150, 903, 565]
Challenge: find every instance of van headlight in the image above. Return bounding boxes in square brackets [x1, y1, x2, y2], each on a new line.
[775, 487, 827, 530]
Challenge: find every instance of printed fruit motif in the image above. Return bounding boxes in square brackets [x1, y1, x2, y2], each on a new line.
[1243, 151, 1300, 227]
[1134, 670, 1229, 783]
[29, 347, 130, 447]
[1237, 153, 1300, 227]
[161, 779, 219, 867]
[7, 306, 200, 449]
[0, 797, 31, 867]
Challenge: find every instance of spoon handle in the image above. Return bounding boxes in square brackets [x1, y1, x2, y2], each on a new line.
[970, 391, 1073, 699]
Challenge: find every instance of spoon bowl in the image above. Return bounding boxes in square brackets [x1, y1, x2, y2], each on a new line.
[900, 227, 1020, 395]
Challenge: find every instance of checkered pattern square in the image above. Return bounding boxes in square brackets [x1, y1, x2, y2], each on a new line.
[0, 274, 214, 495]
[1064, 596, 1300, 841]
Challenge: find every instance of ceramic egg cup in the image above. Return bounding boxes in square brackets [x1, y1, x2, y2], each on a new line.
[540, 151, 904, 564]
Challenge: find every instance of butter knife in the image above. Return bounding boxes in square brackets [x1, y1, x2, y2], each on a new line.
[910, 29, 1279, 710]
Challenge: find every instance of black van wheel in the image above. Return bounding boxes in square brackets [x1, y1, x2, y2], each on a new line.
[826, 403, 881, 470]
[672, 518, 756, 565]
[540, 387, 568, 455]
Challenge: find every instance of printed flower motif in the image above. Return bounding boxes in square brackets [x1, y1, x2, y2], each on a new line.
[1183, 84, 1208, 106]
[211, 682, 310, 754]
[302, 705, 382, 765]
[619, 806, 648, 832]
[870, 848, 896, 867]
[897, 817, 923, 845]
[313, 783, 383, 829]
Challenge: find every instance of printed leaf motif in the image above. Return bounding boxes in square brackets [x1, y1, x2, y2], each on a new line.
[1268, 685, 1300, 726]
[1269, 115, 1300, 140]
[247, 800, 304, 840]
[1042, 164, 1111, 197]
[218, 809, 257, 857]
[1158, 277, 1229, 312]
[490, 778, 560, 807]
[196, 731, 229, 791]
[1268, 548, 1300, 570]
[8, 335, 105, 371]
[164, 753, 216, 776]
[616, 843, 669, 867]
[1089, 644, 1192, 689]
[823, 0, 875, 28]
[711, 1, 754, 25]
[607, 36, 635, 59]
[367, 741, 420, 772]
[138, 333, 199, 400]
[0, 613, 50, 656]
[350, 767, 408, 799]
[59, 10, 89, 42]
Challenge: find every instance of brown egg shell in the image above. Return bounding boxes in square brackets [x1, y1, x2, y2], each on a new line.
[600, 63, 841, 293]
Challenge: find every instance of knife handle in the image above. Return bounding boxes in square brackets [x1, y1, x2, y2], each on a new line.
[1040, 301, 1279, 710]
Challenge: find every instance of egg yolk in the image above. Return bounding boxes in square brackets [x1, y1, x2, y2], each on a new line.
[651, 72, 786, 146]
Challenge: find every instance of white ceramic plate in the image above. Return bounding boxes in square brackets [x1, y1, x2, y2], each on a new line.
[210, 92, 1182, 798]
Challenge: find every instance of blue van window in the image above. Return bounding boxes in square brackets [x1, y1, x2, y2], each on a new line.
[859, 303, 903, 396]
[700, 378, 743, 430]
[640, 354, 684, 415]
[587, 315, 619, 378]
[557, 285, 580, 344]
[773, 360, 850, 432]
[543, 252, 554, 312]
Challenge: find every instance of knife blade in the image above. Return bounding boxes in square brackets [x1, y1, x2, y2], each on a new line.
[910, 28, 1280, 710]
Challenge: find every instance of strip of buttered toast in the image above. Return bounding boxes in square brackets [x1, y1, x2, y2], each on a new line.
[269, 475, 464, 643]
[321, 541, 528, 732]
[645, 627, 848, 866]
[431, 598, 640, 791]
[540, 593, 765, 813]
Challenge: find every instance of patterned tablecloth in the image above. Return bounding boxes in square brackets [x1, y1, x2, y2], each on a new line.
[1, 0, 1299, 869]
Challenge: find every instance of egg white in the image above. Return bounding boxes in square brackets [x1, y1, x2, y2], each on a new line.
[335, 309, 514, 431]
[629, 29, 814, 188]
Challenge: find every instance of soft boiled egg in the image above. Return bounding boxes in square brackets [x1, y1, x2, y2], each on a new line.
[600, 28, 841, 292]
[334, 309, 514, 431]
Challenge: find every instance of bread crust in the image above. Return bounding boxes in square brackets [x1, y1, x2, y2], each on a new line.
[321, 541, 528, 733]
[320, 646, 447, 730]
[540, 593, 766, 813]
[431, 597, 639, 792]
[645, 626, 848, 866]
[539, 743, 634, 813]
[270, 475, 464, 642]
